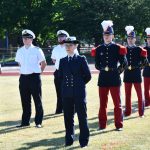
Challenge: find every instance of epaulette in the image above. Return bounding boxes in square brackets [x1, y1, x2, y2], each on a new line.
[91, 45, 100, 57]
[116, 44, 127, 55]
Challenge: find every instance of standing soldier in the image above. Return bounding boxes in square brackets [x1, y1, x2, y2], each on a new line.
[59, 37, 91, 148]
[143, 28, 150, 107]
[95, 20, 128, 131]
[51, 30, 79, 114]
[124, 26, 147, 117]
[15, 29, 47, 128]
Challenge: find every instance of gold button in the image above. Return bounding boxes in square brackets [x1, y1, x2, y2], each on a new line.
[128, 66, 132, 70]
[104, 66, 109, 71]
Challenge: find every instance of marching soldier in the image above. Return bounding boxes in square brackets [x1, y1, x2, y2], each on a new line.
[51, 30, 79, 114]
[15, 29, 47, 128]
[59, 36, 91, 147]
[143, 28, 150, 107]
[124, 26, 147, 117]
[95, 20, 128, 131]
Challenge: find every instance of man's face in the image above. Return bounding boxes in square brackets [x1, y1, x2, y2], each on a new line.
[146, 37, 150, 45]
[65, 43, 77, 54]
[103, 34, 113, 43]
[58, 35, 67, 44]
[127, 37, 136, 45]
[22, 37, 33, 45]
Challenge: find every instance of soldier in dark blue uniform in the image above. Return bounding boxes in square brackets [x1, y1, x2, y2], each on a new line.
[124, 26, 147, 117]
[143, 28, 150, 107]
[59, 36, 91, 148]
[95, 20, 128, 131]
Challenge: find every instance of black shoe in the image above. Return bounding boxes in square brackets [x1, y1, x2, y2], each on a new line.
[16, 124, 30, 128]
[97, 127, 106, 131]
[81, 144, 88, 148]
[65, 143, 73, 147]
[65, 141, 73, 147]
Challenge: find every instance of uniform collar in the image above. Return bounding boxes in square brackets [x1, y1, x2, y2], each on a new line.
[127, 44, 136, 48]
[104, 42, 113, 47]
[24, 44, 34, 49]
[67, 49, 78, 57]
[68, 53, 75, 58]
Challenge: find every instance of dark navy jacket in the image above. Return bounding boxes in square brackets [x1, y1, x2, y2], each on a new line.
[143, 46, 150, 77]
[124, 46, 147, 83]
[95, 43, 127, 87]
[59, 54, 91, 99]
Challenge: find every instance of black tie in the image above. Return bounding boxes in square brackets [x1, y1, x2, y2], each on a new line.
[69, 56, 72, 62]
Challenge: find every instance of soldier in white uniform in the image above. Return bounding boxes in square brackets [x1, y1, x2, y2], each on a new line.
[51, 30, 79, 114]
[15, 29, 47, 128]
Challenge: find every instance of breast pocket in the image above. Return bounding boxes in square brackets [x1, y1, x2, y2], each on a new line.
[29, 54, 37, 64]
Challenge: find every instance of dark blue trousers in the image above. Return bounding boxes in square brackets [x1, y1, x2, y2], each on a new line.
[54, 70, 63, 113]
[19, 73, 43, 125]
[63, 97, 89, 146]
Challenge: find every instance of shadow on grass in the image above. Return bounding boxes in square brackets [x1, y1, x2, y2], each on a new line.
[123, 101, 146, 115]
[52, 101, 141, 136]
[15, 136, 85, 150]
[5, 101, 143, 150]
[0, 99, 145, 150]
[15, 137, 65, 150]
[0, 113, 63, 127]
[0, 113, 63, 135]
[14, 117, 117, 150]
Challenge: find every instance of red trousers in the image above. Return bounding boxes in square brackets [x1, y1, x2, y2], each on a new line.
[98, 87, 123, 129]
[124, 83, 144, 116]
[144, 77, 150, 106]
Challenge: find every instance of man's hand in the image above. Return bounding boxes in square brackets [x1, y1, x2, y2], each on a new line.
[40, 61, 47, 73]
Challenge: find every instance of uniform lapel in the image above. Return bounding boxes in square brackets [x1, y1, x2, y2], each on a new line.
[66, 56, 73, 75]
[71, 54, 78, 74]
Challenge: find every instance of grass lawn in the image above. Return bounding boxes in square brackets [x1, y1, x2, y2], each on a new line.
[0, 74, 150, 150]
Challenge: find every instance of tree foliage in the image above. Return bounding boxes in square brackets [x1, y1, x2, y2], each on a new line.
[0, 0, 149, 46]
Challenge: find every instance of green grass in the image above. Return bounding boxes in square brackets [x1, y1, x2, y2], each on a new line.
[0, 75, 150, 150]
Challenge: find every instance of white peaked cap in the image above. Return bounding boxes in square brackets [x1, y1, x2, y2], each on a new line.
[125, 26, 134, 34]
[66, 36, 76, 41]
[64, 36, 79, 44]
[57, 30, 69, 37]
[145, 28, 150, 35]
[22, 29, 35, 39]
[101, 20, 113, 31]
